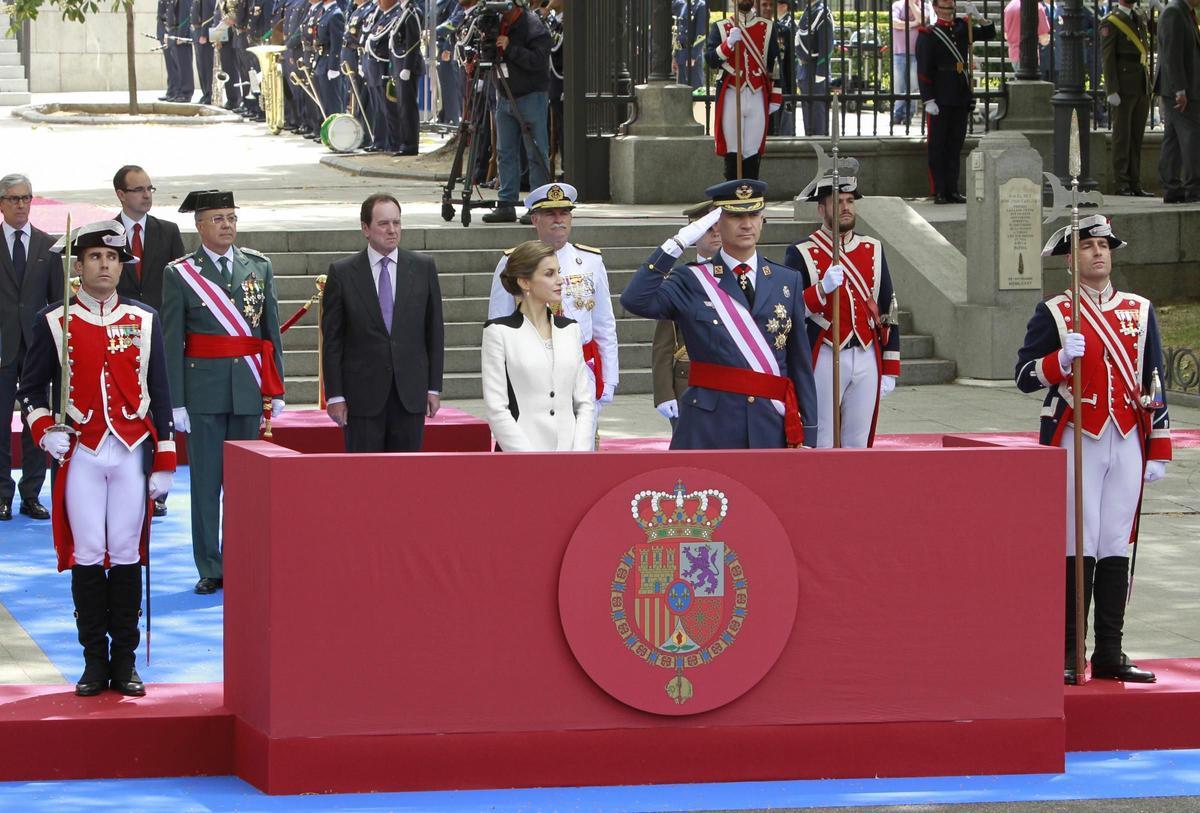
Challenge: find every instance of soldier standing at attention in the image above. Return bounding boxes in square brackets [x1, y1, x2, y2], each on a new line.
[1102, 0, 1157, 196]
[673, 0, 709, 88]
[161, 191, 284, 595]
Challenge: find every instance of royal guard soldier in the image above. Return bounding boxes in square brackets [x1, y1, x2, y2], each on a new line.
[487, 183, 618, 442]
[162, 190, 284, 595]
[1101, 0, 1156, 197]
[622, 179, 818, 449]
[17, 221, 176, 698]
[1015, 214, 1171, 684]
[705, 0, 782, 181]
[783, 172, 901, 448]
[915, 0, 994, 203]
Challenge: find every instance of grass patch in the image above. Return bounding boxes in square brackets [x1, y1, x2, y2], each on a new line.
[1157, 299, 1200, 350]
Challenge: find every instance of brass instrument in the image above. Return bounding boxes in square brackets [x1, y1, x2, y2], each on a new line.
[290, 64, 327, 119]
[250, 44, 287, 134]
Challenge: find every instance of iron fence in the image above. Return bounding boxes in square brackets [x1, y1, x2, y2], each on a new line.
[1163, 346, 1199, 396]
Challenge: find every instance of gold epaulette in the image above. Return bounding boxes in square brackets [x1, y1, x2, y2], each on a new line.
[166, 255, 189, 267]
[575, 243, 603, 255]
[240, 247, 269, 260]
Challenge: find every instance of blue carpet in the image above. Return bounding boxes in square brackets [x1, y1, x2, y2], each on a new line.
[0, 467, 224, 683]
[0, 750, 1198, 812]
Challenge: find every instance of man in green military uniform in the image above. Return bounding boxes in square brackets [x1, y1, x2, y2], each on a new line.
[1102, 0, 1157, 197]
[162, 190, 285, 595]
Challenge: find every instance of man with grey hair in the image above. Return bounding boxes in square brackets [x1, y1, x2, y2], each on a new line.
[0, 174, 58, 521]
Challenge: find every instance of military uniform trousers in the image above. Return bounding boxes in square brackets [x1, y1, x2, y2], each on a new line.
[1061, 422, 1142, 560]
[927, 104, 969, 197]
[195, 41, 214, 102]
[1111, 73, 1149, 189]
[173, 41, 196, 99]
[436, 57, 463, 123]
[814, 342, 878, 449]
[217, 41, 243, 107]
[66, 435, 146, 567]
[188, 411, 260, 579]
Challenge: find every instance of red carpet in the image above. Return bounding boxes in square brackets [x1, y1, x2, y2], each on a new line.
[27, 197, 119, 233]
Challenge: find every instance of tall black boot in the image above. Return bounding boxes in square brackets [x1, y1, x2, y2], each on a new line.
[71, 565, 110, 696]
[742, 153, 761, 180]
[107, 564, 146, 696]
[1063, 556, 1095, 685]
[723, 152, 738, 181]
[1091, 556, 1156, 682]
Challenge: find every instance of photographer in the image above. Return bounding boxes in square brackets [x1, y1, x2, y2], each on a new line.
[480, 1, 553, 224]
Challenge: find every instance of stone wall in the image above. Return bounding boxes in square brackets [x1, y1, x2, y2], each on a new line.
[28, 0, 168, 93]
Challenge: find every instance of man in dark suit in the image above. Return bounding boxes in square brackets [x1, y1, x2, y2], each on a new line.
[0, 174, 59, 521]
[1154, 0, 1200, 202]
[113, 165, 186, 516]
[321, 193, 445, 452]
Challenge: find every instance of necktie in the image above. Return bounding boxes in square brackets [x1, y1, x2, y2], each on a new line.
[11, 230, 26, 288]
[132, 223, 144, 282]
[218, 256, 231, 287]
[734, 262, 754, 308]
[378, 256, 393, 334]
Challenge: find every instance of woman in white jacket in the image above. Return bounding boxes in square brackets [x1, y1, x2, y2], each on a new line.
[481, 240, 596, 451]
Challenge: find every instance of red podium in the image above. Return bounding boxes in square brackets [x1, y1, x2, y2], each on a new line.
[223, 442, 1067, 795]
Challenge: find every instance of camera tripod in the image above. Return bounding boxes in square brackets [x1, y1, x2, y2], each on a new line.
[440, 55, 554, 227]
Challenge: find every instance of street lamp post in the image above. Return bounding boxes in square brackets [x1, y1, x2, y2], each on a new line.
[1016, 0, 1041, 80]
[650, 0, 674, 82]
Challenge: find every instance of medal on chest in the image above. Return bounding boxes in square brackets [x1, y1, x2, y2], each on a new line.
[106, 323, 141, 354]
[242, 273, 265, 327]
[563, 272, 596, 312]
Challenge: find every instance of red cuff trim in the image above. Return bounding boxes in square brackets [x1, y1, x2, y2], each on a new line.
[1037, 350, 1068, 386]
[29, 413, 53, 447]
[803, 284, 825, 313]
[1147, 436, 1172, 462]
[881, 358, 901, 377]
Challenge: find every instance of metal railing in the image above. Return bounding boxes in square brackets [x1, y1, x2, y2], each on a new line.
[1164, 346, 1199, 395]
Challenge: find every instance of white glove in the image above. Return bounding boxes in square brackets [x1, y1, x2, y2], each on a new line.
[148, 470, 174, 499]
[1107, 93, 1120, 107]
[821, 264, 845, 294]
[327, 69, 339, 80]
[399, 68, 411, 81]
[725, 27, 744, 47]
[656, 399, 679, 420]
[880, 375, 897, 398]
[925, 100, 940, 116]
[598, 386, 615, 406]
[1144, 460, 1166, 483]
[172, 407, 191, 434]
[40, 431, 71, 461]
[271, 398, 285, 418]
[963, 1, 984, 20]
[1058, 332, 1085, 371]
[662, 208, 721, 256]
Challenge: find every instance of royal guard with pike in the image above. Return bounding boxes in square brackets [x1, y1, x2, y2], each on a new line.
[1015, 214, 1170, 685]
[784, 173, 901, 448]
[705, 0, 782, 181]
[17, 221, 176, 698]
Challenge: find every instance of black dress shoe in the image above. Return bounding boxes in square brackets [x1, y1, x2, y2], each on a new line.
[157, 94, 172, 101]
[482, 206, 518, 223]
[1116, 187, 1138, 196]
[0, 502, 10, 521]
[153, 498, 167, 518]
[948, 192, 967, 203]
[111, 667, 146, 697]
[393, 149, 419, 156]
[195, 577, 220, 595]
[1133, 187, 1154, 197]
[934, 195, 951, 205]
[20, 500, 50, 520]
[75, 678, 107, 697]
[1092, 654, 1156, 683]
[1064, 666, 1080, 685]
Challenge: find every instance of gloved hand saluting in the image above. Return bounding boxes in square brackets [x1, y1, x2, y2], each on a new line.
[1058, 332, 1085, 371]
[661, 208, 721, 257]
[821, 264, 845, 294]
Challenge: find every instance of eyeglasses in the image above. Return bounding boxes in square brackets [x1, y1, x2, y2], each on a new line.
[122, 186, 157, 194]
[205, 215, 238, 225]
[0, 195, 33, 204]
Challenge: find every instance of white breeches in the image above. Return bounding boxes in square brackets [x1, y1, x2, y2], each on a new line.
[814, 343, 879, 449]
[720, 84, 765, 158]
[67, 434, 146, 567]
[1060, 423, 1142, 559]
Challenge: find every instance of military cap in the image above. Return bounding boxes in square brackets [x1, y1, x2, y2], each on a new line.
[805, 173, 862, 203]
[178, 189, 237, 213]
[525, 182, 578, 211]
[705, 178, 768, 213]
[682, 200, 715, 221]
[1041, 214, 1127, 257]
[50, 219, 136, 263]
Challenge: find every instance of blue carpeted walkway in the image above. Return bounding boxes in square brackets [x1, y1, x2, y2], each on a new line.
[0, 467, 223, 683]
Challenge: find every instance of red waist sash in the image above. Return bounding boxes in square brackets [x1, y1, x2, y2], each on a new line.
[689, 360, 804, 447]
[582, 338, 604, 401]
[185, 333, 285, 398]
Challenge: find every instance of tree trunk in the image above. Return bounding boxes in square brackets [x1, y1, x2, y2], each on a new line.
[125, 1, 138, 115]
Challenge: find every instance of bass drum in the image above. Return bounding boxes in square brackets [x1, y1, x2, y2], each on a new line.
[320, 113, 365, 153]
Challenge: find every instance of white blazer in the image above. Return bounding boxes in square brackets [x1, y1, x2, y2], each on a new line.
[481, 309, 596, 452]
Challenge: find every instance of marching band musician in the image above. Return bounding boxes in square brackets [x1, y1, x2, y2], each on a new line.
[1015, 215, 1171, 685]
[487, 183, 618, 443]
[17, 221, 177, 698]
[315, 0, 347, 118]
[389, 0, 425, 156]
[673, 0, 709, 89]
[364, 0, 403, 153]
[344, 0, 378, 147]
[783, 173, 901, 448]
[161, 190, 284, 596]
[299, 0, 325, 136]
[622, 179, 818, 450]
[281, 0, 310, 133]
[192, 0, 218, 103]
[434, 0, 466, 125]
[705, 0, 782, 181]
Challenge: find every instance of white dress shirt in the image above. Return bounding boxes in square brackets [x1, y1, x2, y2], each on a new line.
[366, 245, 400, 303]
[2, 220, 31, 261]
[202, 245, 236, 272]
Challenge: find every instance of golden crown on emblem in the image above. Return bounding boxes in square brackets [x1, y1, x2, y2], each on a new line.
[548, 184, 565, 201]
[630, 481, 729, 542]
[735, 184, 753, 200]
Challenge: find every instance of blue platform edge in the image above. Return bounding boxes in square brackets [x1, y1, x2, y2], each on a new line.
[1, 749, 1199, 812]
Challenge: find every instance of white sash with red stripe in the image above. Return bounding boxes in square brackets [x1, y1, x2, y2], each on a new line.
[690, 263, 785, 415]
[808, 230, 875, 304]
[1077, 293, 1142, 398]
[175, 257, 264, 387]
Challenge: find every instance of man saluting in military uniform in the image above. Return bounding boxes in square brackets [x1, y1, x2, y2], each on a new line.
[1102, 0, 1157, 196]
[622, 179, 817, 449]
[18, 221, 176, 698]
[161, 191, 284, 595]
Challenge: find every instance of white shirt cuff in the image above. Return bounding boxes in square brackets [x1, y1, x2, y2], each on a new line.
[326, 396, 346, 405]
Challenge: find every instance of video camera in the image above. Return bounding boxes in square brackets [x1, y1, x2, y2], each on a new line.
[458, 0, 527, 67]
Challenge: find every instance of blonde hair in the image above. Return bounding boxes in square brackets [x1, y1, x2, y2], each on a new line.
[500, 240, 556, 296]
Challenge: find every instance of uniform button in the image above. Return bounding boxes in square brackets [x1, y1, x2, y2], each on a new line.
[747, 396, 756, 403]
[549, 409, 555, 416]
[712, 319, 718, 325]
[549, 391, 555, 398]
[233, 358, 240, 364]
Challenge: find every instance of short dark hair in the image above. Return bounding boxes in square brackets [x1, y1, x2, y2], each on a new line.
[113, 165, 146, 191]
[360, 193, 402, 225]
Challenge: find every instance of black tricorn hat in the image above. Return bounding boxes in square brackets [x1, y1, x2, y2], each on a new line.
[1041, 214, 1126, 256]
[50, 220, 136, 264]
[178, 189, 236, 213]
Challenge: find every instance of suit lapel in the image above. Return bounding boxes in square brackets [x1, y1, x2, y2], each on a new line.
[352, 249, 389, 333]
[751, 257, 777, 320]
[0, 233, 14, 289]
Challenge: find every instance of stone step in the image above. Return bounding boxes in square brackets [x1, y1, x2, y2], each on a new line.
[896, 357, 956, 386]
[0, 40, 17, 54]
[0, 53, 20, 67]
[0, 91, 30, 106]
[0, 77, 28, 92]
[0, 65, 25, 79]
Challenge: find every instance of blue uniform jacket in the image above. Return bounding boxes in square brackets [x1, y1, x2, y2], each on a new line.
[621, 247, 818, 449]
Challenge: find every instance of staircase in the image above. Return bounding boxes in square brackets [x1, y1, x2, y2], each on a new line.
[0, 15, 31, 107]
[240, 222, 956, 405]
